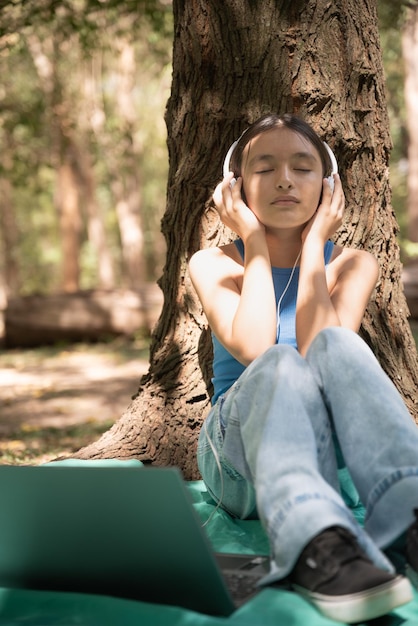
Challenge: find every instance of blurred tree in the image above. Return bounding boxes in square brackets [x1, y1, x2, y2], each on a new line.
[378, 0, 418, 254]
[26, 30, 116, 291]
[0, 177, 20, 297]
[0, 0, 172, 295]
[104, 37, 147, 289]
[0, 33, 57, 296]
[402, 2, 418, 243]
[73, 0, 418, 478]
[377, 1, 407, 218]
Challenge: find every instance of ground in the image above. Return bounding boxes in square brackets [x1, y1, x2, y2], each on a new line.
[0, 338, 150, 465]
[1, 324, 417, 466]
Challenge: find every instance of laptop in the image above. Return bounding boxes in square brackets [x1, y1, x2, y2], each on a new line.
[0, 464, 271, 616]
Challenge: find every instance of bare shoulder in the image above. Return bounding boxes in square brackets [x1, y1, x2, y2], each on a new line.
[189, 242, 244, 319]
[189, 242, 242, 279]
[329, 244, 379, 287]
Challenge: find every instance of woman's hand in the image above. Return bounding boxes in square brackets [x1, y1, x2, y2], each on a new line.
[213, 173, 265, 241]
[301, 173, 345, 244]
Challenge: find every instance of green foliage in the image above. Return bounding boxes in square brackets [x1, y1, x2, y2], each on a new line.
[0, 0, 173, 43]
[377, 0, 412, 257]
[1, 0, 417, 293]
[0, 0, 173, 294]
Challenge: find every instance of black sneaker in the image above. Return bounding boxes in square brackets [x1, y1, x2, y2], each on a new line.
[289, 526, 412, 623]
[406, 509, 418, 588]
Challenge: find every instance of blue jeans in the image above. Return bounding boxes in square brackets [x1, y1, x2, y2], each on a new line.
[197, 327, 418, 582]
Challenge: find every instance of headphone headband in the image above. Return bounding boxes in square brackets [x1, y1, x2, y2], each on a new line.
[223, 134, 338, 191]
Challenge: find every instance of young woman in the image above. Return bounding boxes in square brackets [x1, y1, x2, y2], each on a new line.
[189, 113, 418, 623]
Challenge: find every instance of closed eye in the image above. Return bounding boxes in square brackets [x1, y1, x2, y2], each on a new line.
[255, 168, 274, 174]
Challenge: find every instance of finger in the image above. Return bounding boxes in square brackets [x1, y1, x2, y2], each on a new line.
[323, 174, 344, 213]
[224, 171, 236, 189]
[213, 172, 235, 204]
[330, 173, 345, 199]
[220, 172, 236, 205]
[231, 176, 243, 199]
[331, 174, 345, 215]
[322, 177, 333, 200]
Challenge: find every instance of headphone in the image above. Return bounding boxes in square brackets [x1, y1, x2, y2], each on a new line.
[223, 137, 338, 193]
[323, 142, 338, 192]
[222, 138, 240, 188]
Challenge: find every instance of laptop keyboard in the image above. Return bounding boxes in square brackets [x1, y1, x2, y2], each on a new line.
[222, 571, 261, 606]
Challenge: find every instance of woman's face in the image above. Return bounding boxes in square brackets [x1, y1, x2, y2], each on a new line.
[241, 126, 324, 231]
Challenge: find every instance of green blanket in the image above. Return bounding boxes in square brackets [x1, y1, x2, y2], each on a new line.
[0, 461, 417, 625]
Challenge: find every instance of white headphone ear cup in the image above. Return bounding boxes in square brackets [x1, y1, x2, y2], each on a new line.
[323, 142, 338, 194]
[223, 140, 239, 178]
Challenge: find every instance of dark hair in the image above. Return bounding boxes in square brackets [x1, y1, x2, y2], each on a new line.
[229, 113, 333, 179]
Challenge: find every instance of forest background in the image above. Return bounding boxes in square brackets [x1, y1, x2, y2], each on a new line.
[1, 0, 417, 305]
[0, 0, 418, 463]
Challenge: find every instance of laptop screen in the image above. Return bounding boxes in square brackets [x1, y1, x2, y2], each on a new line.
[0, 464, 236, 616]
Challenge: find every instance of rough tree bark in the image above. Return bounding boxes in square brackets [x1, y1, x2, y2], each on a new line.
[73, 0, 418, 479]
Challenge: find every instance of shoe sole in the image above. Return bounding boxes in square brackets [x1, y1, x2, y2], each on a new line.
[293, 575, 413, 623]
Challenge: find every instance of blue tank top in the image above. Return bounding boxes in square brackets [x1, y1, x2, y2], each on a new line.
[211, 239, 335, 404]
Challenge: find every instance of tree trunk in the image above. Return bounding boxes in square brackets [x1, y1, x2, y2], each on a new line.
[26, 32, 83, 293]
[77, 147, 115, 289]
[4, 287, 162, 348]
[402, 3, 418, 242]
[73, 0, 418, 479]
[112, 40, 146, 289]
[0, 176, 20, 297]
[57, 156, 82, 293]
[113, 182, 145, 288]
[0, 127, 21, 299]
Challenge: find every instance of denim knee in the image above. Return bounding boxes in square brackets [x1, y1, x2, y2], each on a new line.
[198, 405, 257, 519]
[248, 343, 301, 381]
[309, 327, 359, 355]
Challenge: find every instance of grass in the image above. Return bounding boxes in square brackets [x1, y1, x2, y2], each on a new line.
[0, 335, 150, 369]
[0, 420, 115, 465]
[0, 327, 417, 467]
[0, 336, 150, 466]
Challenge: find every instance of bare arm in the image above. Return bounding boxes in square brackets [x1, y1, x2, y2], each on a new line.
[296, 176, 379, 355]
[190, 174, 378, 364]
[189, 175, 277, 365]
